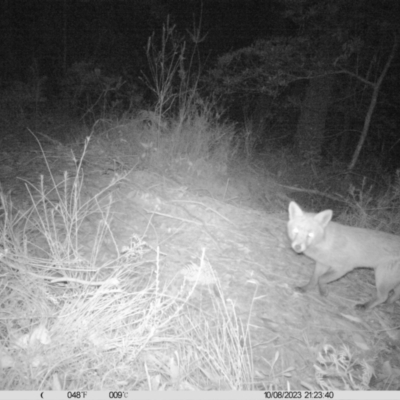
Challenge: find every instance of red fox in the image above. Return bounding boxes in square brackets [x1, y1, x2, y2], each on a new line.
[287, 201, 400, 310]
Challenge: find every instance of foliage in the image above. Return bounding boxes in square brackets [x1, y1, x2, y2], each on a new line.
[142, 16, 208, 127]
[0, 77, 47, 121]
[314, 344, 373, 391]
[61, 61, 144, 121]
[203, 0, 400, 168]
[206, 36, 322, 101]
[138, 17, 236, 177]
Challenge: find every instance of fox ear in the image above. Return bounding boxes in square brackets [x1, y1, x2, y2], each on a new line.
[314, 209, 333, 227]
[288, 201, 303, 219]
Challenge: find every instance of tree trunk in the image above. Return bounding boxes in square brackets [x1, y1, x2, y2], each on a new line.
[252, 93, 271, 135]
[249, 93, 272, 150]
[348, 35, 398, 170]
[295, 75, 333, 162]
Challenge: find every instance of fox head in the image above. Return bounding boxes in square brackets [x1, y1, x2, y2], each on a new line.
[287, 201, 333, 253]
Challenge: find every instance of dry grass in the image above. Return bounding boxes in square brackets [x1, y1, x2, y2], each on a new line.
[0, 139, 254, 390]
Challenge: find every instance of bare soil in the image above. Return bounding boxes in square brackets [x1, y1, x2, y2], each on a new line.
[1, 131, 399, 390]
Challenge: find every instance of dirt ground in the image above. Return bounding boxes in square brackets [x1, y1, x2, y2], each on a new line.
[1, 130, 400, 390]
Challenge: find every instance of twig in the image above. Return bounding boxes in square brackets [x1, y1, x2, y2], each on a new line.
[279, 184, 346, 203]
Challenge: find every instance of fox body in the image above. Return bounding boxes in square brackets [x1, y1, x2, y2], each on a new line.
[287, 201, 400, 310]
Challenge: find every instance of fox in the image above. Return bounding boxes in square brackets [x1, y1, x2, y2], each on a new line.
[287, 201, 400, 310]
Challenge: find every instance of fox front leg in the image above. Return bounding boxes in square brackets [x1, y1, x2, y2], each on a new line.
[295, 262, 330, 296]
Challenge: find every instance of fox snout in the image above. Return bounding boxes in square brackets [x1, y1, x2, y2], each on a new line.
[291, 241, 306, 253]
[288, 224, 310, 253]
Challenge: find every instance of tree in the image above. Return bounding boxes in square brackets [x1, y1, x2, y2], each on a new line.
[284, 0, 399, 169]
[206, 36, 325, 155]
[336, 35, 398, 170]
[206, 0, 400, 169]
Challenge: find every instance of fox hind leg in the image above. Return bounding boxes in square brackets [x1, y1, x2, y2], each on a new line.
[355, 263, 394, 311]
[355, 291, 390, 311]
[386, 260, 400, 304]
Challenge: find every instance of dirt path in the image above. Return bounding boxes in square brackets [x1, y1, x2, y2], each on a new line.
[1, 134, 399, 390]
